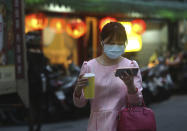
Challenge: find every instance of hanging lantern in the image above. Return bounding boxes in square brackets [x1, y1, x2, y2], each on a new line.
[25, 13, 48, 32]
[99, 17, 117, 31]
[66, 18, 86, 39]
[131, 19, 146, 35]
[50, 18, 66, 33]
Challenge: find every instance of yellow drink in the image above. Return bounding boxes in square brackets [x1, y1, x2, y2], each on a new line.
[83, 73, 95, 99]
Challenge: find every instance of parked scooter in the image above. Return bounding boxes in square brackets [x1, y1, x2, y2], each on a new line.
[44, 62, 80, 121]
[141, 57, 174, 105]
[141, 67, 153, 106]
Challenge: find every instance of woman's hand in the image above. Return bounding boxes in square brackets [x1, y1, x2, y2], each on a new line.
[75, 74, 88, 97]
[119, 72, 137, 94]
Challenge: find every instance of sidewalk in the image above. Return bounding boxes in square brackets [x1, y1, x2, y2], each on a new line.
[0, 95, 187, 131]
[150, 94, 187, 131]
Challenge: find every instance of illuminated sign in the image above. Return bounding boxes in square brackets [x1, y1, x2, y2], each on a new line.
[120, 20, 146, 52]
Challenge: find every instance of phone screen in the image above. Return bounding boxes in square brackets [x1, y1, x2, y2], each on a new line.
[115, 68, 138, 77]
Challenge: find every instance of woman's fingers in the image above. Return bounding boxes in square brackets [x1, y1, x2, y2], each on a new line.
[119, 71, 134, 84]
[76, 73, 90, 91]
[78, 78, 88, 82]
[78, 74, 88, 80]
[78, 74, 84, 79]
[78, 81, 88, 86]
[77, 83, 88, 88]
[78, 74, 88, 81]
[77, 75, 88, 89]
[119, 74, 124, 80]
[78, 78, 88, 83]
[81, 78, 88, 81]
[119, 72, 128, 80]
[124, 72, 129, 77]
[130, 69, 133, 76]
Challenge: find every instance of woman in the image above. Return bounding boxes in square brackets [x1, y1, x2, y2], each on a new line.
[73, 22, 143, 131]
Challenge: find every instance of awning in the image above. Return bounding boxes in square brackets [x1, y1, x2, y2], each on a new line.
[25, 0, 187, 20]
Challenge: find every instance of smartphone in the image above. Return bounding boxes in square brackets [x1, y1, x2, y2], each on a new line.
[115, 67, 139, 77]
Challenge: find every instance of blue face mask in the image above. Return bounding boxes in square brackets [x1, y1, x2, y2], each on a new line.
[103, 44, 125, 59]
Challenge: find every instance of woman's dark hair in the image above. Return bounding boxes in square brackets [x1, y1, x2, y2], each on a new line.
[100, 22, 127, 43]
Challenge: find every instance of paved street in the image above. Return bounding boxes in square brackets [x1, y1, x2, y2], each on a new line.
[0, 94, 187, 131]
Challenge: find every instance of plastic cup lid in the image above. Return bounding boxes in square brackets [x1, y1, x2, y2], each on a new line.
[83, 73, 95, 77]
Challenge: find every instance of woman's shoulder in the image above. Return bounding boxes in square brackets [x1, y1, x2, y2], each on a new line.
[121, 57, 132, 63]
[80, 59, 98, 73]
[82, 58, 97, 67]
[121, 57, 139, 67]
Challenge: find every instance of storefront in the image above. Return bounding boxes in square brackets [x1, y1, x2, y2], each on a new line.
[24, 16, 167, 68]
[25, 0, 187, 68]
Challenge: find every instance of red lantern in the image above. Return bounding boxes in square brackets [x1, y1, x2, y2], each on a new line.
[99, 17, 117, 31]
[50, 18, 66, 33]
[66, 19, 86, 39]
[131, 19, 146, 34]
[25, 13, 48, 31]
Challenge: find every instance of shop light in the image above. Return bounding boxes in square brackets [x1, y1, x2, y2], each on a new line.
[125, 33, 142, 52]
[50, 18, 66, 33]
[120, 21, 143, 52]
[25, 13, 48, 32]
[99, 17, 117, 31]
[66, 19, 86, 39]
